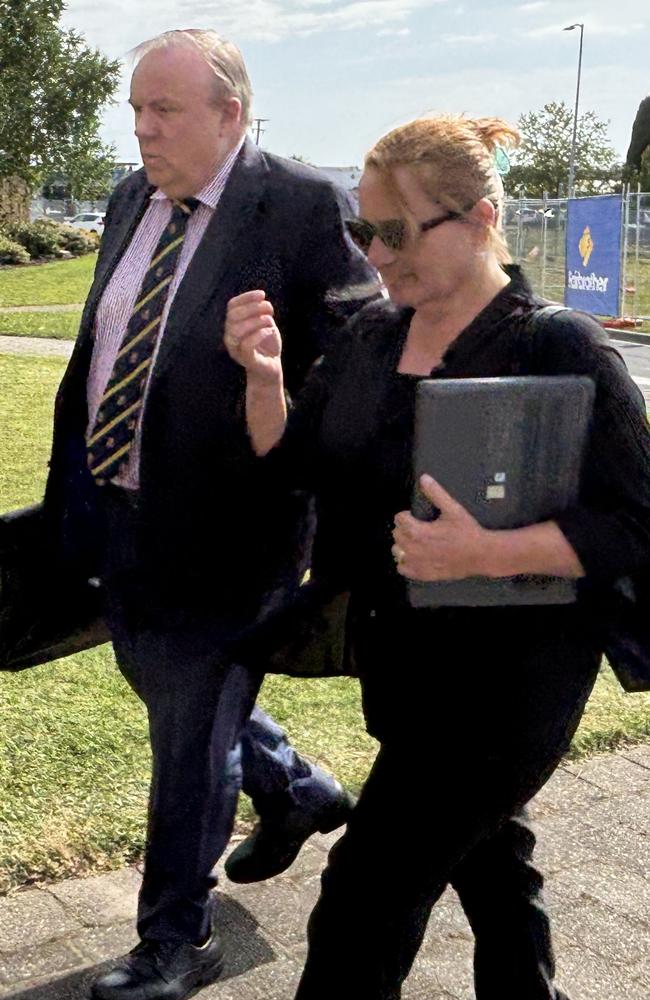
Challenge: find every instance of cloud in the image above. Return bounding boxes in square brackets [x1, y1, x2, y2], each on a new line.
[377, 26, 411, 35]
[524, 19, 646, 39]
[174, 0, 447, 43]
[442, 32, 498, 44]
[63, 0, 649, 167]
[65, 0, 447, 48]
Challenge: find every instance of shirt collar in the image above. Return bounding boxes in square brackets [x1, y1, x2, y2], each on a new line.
[438, 264, 537, 372]
[150, 135, 246, 210]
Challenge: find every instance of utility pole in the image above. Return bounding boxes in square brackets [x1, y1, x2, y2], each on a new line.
[251, 118, 269, 145]
[563, 22, 584, 199]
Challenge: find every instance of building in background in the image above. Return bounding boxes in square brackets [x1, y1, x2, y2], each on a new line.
[316, 166, 362, 199]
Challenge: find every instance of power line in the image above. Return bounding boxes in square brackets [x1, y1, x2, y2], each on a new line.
[251, 118, 270, 145]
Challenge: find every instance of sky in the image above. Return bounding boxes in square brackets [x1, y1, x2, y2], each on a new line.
[61, 0, 649, 169]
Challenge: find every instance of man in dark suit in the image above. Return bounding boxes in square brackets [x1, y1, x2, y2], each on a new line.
[42, 28, 376, 1000]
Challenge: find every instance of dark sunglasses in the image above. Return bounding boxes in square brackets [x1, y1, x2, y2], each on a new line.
[345, 211, 461, 254]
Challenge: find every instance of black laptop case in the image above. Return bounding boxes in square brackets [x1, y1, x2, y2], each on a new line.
[408, 375, 595, 607]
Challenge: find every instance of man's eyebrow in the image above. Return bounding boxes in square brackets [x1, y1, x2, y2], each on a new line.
[128, 97, 176, 107]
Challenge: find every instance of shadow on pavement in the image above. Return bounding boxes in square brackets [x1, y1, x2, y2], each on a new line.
[4, 897, 276, 999]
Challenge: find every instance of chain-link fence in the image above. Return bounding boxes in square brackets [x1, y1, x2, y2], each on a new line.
[505, 191, 650, 320]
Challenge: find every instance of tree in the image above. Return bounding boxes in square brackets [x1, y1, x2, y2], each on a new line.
[624, 96, 650, 175]
[623, 97, 650, 190]
[506, 101, 621, 198]
[638, 148, 650, 192]
[0, 0, 121, 203]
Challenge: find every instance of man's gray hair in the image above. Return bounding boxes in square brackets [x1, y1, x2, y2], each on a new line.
[132, 29, 253, 127]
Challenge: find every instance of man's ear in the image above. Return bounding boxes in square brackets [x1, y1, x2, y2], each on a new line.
[219, 97, 243, 133]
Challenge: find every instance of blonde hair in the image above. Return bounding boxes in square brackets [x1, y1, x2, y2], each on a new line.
[365, 115, 520, 263]
[132, 29, 253, 127]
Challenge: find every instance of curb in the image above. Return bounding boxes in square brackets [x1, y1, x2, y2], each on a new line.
[604, 328, 650, 345]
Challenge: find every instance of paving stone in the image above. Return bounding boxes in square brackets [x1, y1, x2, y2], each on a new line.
[223, 874, 320, 950]
[425, 888, 473, 942]
[552, 898, 650, 971]
[284, 841, 329, 882]
[578, 791, 650, 840]
[65, 920, 139, 965]
[313, 829, 344, 855]
[572, 753, 650, 797]
[555, 944, 649, 1000]
[199, 954, 303, 1000]
[0, 937, 85, 987]
[0, 335, 74, 358]
[557, 808, 650, 880]
[620, 743, 650, 769]
[0, 890, 81, 953]
[403, 991, 458, 1000]
[412, 930, 475, 998]
[532, 814, 603, 876]
[215, 894, 280, 977]
[530, 767, 608, 819]
[546, 858, 650, 925]
[0, 965, 99, 999]
[48, 867, 140, 928]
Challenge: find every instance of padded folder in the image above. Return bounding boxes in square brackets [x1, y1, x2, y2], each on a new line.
[408, 376, 595, 607]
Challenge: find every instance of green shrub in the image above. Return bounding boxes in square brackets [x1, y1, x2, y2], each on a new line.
[0, 235, 30, 265]
[2, 220, 63, 259]
[56, 224, 99, 256]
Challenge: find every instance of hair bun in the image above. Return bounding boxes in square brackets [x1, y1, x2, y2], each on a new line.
[471, 118, 520, 152]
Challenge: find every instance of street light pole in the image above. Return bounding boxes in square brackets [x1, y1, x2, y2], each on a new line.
[564, 22, 584, 199]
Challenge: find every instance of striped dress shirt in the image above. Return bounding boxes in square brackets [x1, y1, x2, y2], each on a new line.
[86, 138, 244, 490]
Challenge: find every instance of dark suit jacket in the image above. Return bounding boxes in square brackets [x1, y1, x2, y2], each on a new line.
[41, 138, 378, 636]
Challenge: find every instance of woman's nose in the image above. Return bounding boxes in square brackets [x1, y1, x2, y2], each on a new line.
[367, 236, 396, 269]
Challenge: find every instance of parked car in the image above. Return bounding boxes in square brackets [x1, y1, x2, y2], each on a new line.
[65, 212, 105, 236]
[505, 207, 549, 227]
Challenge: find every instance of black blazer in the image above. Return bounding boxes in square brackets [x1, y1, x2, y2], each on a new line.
[42, 139, 378, 633]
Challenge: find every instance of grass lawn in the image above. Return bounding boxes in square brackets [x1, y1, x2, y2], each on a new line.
[0, 311, 81, 340]
[0, 255, 95, 308]
[0, 352, 649, 892]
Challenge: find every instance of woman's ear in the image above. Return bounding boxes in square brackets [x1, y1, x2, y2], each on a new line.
[467, 197, 498, 228]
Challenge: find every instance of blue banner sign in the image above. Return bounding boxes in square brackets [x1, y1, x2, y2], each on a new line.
[565, 195, 623, 316]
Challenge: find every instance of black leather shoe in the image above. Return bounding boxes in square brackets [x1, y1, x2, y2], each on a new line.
[225, 789, 355, 884]
[90, 924, 225, 1000]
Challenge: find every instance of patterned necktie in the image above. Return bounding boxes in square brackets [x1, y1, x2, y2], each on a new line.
[87, 197, 200, 484]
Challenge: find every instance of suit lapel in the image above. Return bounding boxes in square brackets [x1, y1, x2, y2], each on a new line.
[152, 139, 270, 378]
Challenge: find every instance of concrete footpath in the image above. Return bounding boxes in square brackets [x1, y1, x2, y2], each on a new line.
[0, 745, 648, 999]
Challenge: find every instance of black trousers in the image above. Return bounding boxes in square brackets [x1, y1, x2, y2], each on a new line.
[98, 489, 282, 944]
[107, 610, 260, 944]
[294, 603, 601, 999]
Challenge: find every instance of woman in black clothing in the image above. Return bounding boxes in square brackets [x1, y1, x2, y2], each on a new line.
[224, 115, 650, 1000]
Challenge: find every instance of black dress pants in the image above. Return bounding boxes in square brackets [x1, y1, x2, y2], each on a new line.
[100, 488, 262, 944]
[107, 614, 260, 944]
[294, 603, 601, 999]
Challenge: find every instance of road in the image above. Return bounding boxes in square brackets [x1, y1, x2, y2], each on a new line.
[610, 338, 650, 405]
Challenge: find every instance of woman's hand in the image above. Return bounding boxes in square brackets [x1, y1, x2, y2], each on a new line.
[391, 474, 585, 581]
[392, 475, 489, 581]
[225, 290, 283, 386]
